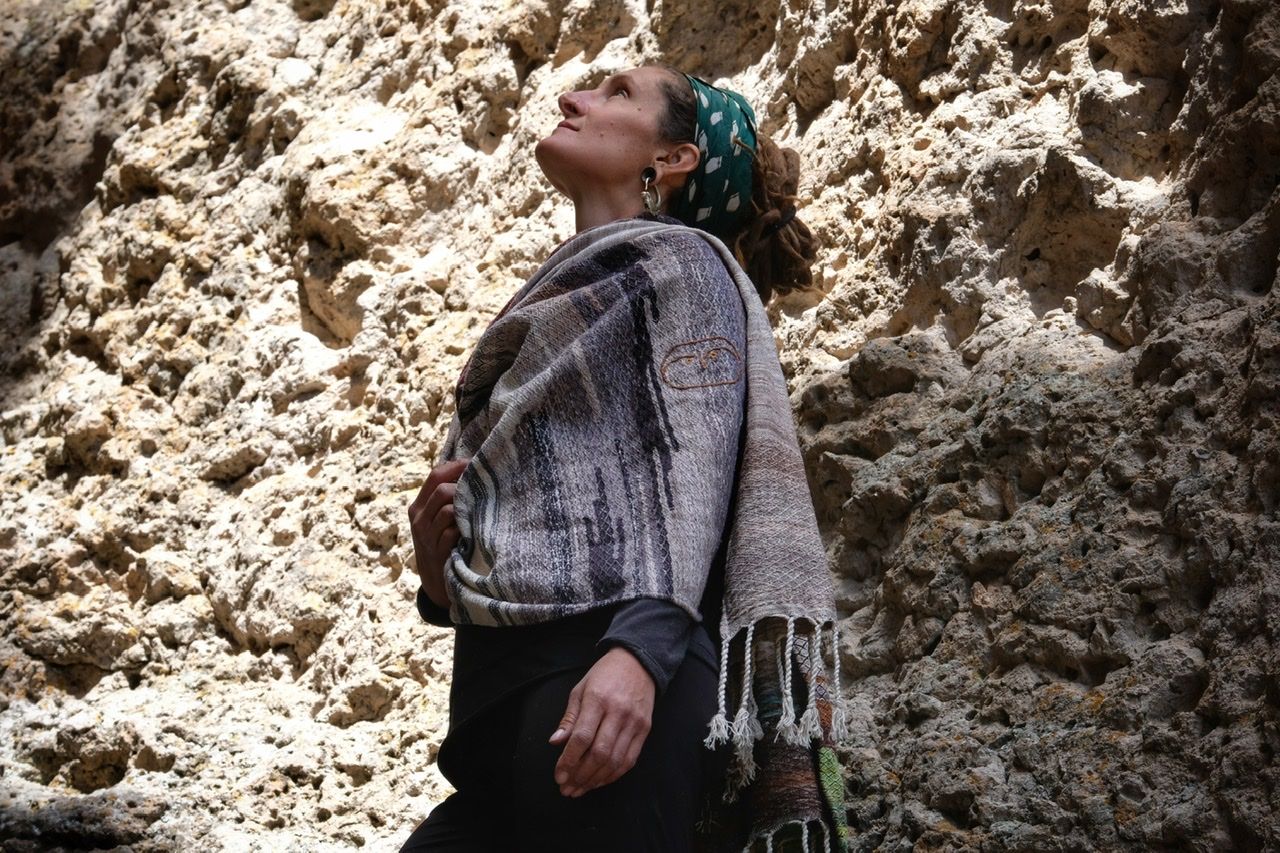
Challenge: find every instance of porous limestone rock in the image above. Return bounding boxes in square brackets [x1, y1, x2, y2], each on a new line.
[1, 0, 1275, 849]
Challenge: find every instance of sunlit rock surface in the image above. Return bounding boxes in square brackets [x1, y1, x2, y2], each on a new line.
[1, 0, 1276, 849]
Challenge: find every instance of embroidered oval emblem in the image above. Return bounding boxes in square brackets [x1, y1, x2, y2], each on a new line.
[660, 337, 744, 389]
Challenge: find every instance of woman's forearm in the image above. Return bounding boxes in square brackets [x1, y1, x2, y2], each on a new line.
[597, 598, 695, 696]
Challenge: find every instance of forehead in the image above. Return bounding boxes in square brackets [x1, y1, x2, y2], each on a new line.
[582, 65, 674, 94]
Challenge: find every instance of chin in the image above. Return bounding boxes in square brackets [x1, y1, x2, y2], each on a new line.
[534, 135, 574, 194]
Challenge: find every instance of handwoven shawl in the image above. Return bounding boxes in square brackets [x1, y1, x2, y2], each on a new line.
[437, 215, 849, 851]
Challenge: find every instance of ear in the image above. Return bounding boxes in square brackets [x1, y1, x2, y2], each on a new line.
[656, 142, 701, 187]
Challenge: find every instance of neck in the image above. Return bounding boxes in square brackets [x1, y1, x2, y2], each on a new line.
[571, 189, 647, 233]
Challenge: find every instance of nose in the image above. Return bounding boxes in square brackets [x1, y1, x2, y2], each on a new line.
[558, 90, 585, 118]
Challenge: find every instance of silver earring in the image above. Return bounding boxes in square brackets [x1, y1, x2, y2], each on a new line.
[641, 166, 662, 215]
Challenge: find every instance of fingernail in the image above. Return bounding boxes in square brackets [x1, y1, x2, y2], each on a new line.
[551, 727, 564, 740]
[555, 771, 566, 785]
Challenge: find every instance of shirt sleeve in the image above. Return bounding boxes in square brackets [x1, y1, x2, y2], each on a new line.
[596, 598, 695, 697]
[416, 585, 454, 628]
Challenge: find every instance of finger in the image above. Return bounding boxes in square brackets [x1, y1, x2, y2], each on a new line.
[411, 460, 456, 502]
[437, 526, 460, 554]
[564, 714, 624, 794]
[429, 502, 457, 551]
[413, 505, 455, 579]
[408, 479, 432, 517]
[549, 681, 583, 745]
[577, 716, 646, 795]
[427, 497, 456, 542]
[554, 694, 604, 788]
[409, 482, 441, 524]
[425, 459, 469, 495]
[409, 459, 466, 515]
[618, 724, 648, 783]
[440, 458, 469, 480]
[419, 527, 460, 582]
[414, 500, 455, 567]
[426, 458, 469, 490]
[417, 482, 457, 528]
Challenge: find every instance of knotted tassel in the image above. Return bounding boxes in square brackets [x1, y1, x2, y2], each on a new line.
[831, 622, 849, 741]
[797, 628, 823, 741]
[777, 618, 811, 746]
[730, 622, 758, 783]
[704, 620, 732, 748]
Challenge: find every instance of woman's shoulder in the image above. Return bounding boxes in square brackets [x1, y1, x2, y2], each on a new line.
[633, 214, 724, 254]
[626, 221, 747, 338]
[578, 216, 745, 319]
[628, 216, 739, 286]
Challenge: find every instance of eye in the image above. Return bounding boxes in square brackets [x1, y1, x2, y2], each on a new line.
[610, 84, 629, 98]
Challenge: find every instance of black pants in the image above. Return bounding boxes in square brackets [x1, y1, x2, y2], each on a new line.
[399, 650, 728, 852]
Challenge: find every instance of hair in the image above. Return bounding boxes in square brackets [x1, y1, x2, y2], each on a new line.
[656, 67, 820, 305]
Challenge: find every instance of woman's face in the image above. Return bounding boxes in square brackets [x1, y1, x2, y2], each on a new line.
[535, 65, 689, 209]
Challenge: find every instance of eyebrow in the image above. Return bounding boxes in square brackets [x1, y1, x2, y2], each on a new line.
[603, 72, 637, 91]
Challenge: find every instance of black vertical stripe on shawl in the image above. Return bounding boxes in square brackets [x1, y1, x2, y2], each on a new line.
[566, 245, 683, 601]
[512, 407, 575, 608]
[585, 465, 628, 602]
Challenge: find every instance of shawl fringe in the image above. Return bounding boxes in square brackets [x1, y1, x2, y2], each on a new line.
[703, 616, 850, 796]
[748, 817, 833, 853]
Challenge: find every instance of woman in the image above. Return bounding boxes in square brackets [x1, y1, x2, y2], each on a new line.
[401, 65, 847, 852]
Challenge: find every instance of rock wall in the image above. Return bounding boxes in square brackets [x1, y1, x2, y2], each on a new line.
[1, 0, 1276, 849]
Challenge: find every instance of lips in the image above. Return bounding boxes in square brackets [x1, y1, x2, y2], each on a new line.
[556, 120, 578, 132]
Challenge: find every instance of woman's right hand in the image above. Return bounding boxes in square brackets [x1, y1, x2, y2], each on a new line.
[408, 458, 469, 609]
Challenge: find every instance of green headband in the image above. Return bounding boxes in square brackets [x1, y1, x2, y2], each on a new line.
[667, 73, 758, 243]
